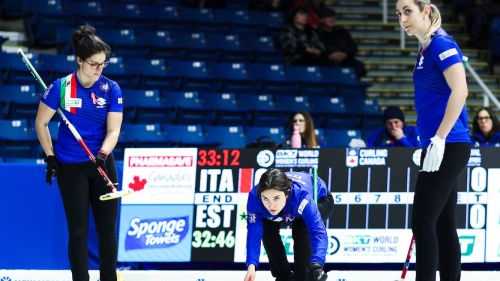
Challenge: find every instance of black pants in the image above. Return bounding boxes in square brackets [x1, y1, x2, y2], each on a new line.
[57, 155, 119, 281]
[412, 143, 470, 281]
[262, 194, 334, 281]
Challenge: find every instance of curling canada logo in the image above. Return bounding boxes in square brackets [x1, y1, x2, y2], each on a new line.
[125, 216, 189, 251]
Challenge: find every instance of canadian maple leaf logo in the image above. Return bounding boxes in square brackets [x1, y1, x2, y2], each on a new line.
[129, 175, 147, 191]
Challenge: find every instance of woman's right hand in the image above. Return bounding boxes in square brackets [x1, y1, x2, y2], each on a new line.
[243, 264, 256, 281]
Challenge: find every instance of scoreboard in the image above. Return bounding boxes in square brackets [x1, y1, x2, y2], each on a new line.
[117, 147, 500, 264]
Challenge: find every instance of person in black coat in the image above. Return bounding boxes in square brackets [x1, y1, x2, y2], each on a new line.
[280, 6, 326, 66]
[318, 8, 367, 78]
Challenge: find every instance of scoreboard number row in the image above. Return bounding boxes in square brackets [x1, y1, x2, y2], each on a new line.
[332, 192, 487, 205]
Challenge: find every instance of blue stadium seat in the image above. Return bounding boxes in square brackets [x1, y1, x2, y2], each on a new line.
[163, 124, 206, 147]
[193, 21, 228, 34]
[0, 84, 38, 119]
[246, 126, 285, 147]
[119, 123, 170, 147]
[178, 7, 215, 23]
[172, 32, 212, 60]
[205, 125, 246, 148]
[122, 89, 173, 123]
[355, 99, 381, 116]
[163, 91, 213, 124]
[214, 9, 251, 25]
[309, 96, 354, 128]
[64, 1, 107, 27]
[205, 34, 251, 62]
[125, 58, 174, 89]
[325, 129, 362, 148]
[38, 53, 75, 81]
[285, 65, 333, 95]
[321, 67, 369, 98]
[146, 5, 193, 32]
[98, 28, 144, 57]
[208, 62, 256, 93]
[201, 92, 248, 125]
[65, 1, 104, 16]
[167, 60, 216, 91]
[0, 119, 37, 158]
[274, 95, 310, 114]
[102, 3, 151, 29]
[135, 30, 181, 59]
[0, 52, 42, 84]
[239, 93, 287, 126]
[240, 35, 281, 63]
[23, 0, 66, 46]
[55, 26, 75, 54]
[102, 57, 131, 88]
[248, 63, 296, 94]
[309, 96, 346, 115]
[250, 11, 284, 28]
[215, 10, 263, 35]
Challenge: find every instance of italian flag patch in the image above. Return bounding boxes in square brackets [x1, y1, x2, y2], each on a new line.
[60, 73, 80, 114]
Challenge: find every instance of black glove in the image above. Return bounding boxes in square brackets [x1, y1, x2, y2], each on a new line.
[95, 150, 108, 174]
[44, 155, 59, 185]
[307, 262, 328, 281]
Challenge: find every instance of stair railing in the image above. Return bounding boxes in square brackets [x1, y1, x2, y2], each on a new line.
[463, 56, 500, 110]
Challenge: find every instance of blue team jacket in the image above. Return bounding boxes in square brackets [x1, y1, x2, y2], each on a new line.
[246, 171, 329, 268]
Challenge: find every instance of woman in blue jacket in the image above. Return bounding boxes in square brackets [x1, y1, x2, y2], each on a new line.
[396, 0, 471, 280]
[471, 107, 500, 147]
[244, 169, 333, 281]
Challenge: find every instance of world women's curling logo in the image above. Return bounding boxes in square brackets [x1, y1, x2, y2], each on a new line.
[125, 216, 189, 250]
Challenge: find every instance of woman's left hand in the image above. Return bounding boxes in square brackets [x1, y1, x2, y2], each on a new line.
[422, 135, 445, 172]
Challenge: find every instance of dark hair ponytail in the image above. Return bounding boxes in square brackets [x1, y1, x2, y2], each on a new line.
[257, 168, 292, 197]
[72, 24, 111, 60]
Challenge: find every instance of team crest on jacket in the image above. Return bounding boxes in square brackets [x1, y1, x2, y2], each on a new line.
[248, 213, 256, 224]
[100, 82, 110, 92]
[416, 55, 424, 70]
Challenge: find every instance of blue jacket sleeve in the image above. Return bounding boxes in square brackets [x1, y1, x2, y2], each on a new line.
[246, 191, 263, 268]
[316, 176, 328, 199]
[397, 126, 419, 147]
[367, 128, 385, 147]
[299, 193, 328, 265]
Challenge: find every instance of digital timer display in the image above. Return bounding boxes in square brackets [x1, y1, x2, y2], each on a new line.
[192, 230, 236, 248]
[198, 149, 241, 167]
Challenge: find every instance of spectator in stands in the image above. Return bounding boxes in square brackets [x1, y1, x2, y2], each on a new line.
[396, 1, 471, 281]
[280, 6, 326, 65]
[294, 0, 333, 28]
[471, 106, 500, 146]
[244, 168, 333, 281]
[287, 111, 321, 148]
[35, 24, 123, 281]
[318, 8, 367, 78]
[184, 0, 226, 9]
[248, 0, 294, 11]
[367, 106, 419, 147]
